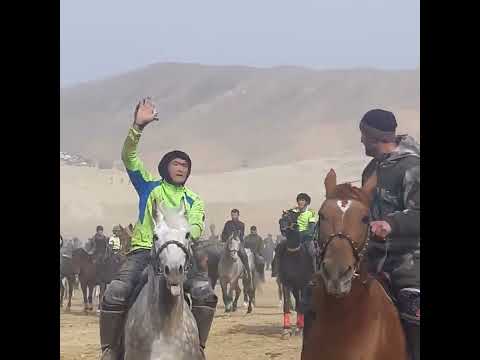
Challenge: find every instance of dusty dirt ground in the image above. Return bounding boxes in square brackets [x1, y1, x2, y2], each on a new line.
[60, 273, 302, 360]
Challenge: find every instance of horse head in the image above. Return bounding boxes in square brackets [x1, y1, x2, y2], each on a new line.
[225, 233, 241, 261]
[279, 210, 299, 234]
[317, 168, 377, 298]
[279, 210, 302, 251]
[151, 199, 191, 297]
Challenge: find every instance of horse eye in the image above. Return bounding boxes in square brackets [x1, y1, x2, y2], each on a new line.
[361, 216, 370, 224]
[185, 232, 190, 239]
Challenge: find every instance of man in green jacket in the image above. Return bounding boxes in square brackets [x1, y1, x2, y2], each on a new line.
[99, 98, 217, 360]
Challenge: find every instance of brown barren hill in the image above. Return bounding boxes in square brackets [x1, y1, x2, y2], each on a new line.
[60, 63, 419, 238]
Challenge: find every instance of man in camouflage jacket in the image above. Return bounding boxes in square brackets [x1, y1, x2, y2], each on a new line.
[360, 109, 420, 360]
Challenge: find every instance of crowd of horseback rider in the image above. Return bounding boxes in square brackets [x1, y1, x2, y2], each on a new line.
[72, 97, 420, 360]
[61, 225, 124, 261]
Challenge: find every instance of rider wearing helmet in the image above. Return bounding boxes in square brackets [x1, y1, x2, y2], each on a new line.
[271, 193, 317, 277]
[99, 98, 218, 360]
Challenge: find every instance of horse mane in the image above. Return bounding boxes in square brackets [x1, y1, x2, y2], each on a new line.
[327, 183, 371, 207]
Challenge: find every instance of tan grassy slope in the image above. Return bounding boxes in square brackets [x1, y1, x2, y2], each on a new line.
[60, 151, 381, 239]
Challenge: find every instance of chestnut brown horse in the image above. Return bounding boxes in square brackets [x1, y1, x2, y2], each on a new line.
[117, 223, 134, 254]
[301, 169, 407, 360]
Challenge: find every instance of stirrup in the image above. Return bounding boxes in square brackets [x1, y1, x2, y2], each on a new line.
[99, 346, 118, 360]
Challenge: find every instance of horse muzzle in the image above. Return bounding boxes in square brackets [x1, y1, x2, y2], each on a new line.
[163, 264, 186, 297]
[324, 278, 353, 298]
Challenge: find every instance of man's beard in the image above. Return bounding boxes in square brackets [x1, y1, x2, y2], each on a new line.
[364, 143, 377, 157]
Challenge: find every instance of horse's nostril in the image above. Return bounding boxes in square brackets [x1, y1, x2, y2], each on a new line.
[164, 265, 170, 275]
[179, 265, 183, 274]
[341, 266, 353, 278]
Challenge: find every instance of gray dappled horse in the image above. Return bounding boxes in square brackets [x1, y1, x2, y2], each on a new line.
[218, 235, 255, 313]
[124, 201, 204, 360]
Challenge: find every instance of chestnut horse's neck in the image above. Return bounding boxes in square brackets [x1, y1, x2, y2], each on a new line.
[312, 275, 377, 314]
[303, 275, 407, 360]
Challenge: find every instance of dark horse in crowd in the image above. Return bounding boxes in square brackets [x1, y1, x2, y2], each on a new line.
[277, 210, 314, 338]
[72, 245, 125, 312]
[192, 238, 223, 289]
[60, 237, 80, 311]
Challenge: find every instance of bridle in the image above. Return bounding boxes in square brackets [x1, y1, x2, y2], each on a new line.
[151, 236, 192, 276]
[225, 237, 241, 258]
[317, 206, 370, 279]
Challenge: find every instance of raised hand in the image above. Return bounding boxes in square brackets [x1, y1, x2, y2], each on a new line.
[134, 97, 159, 128]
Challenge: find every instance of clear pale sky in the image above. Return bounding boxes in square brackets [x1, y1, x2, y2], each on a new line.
[61, 0, 419, 86]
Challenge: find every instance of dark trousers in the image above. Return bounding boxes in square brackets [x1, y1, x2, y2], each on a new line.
[102, 250, 150, 311]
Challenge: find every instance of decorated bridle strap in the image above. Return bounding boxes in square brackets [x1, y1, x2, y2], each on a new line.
[152, 240, 192, 275]
[319, 232, 367, 265]
[155, 240, 191, 259]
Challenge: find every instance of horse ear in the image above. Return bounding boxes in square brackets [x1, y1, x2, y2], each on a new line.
[324, 169, 337, 197]
[362, 172, 378, 198]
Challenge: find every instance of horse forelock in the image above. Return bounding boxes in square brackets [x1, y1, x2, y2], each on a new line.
[327, 183, 371, 207]
[153, 208, 190, 252]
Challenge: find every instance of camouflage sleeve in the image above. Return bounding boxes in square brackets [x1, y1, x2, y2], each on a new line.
[385, 163, 420, 237]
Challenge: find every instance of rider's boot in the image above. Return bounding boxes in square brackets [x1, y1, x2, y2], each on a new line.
[191, 294, 218, 355]
[403, 322, 420, 360]
[271, 242, 286, 278]
[256, 254, 266, 282]
[238, 249, 252, 285]
[300, 283, 315, 338]
[398, 287, 420, 360]
[99, 309, 125, 360]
